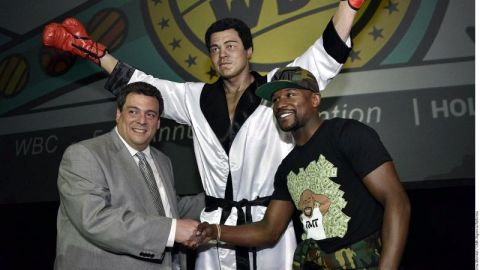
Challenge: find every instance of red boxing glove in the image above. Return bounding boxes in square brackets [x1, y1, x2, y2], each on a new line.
[61, 17, 89, 38]
[342, 0, 365, 11]
[42, 18, 107, 65]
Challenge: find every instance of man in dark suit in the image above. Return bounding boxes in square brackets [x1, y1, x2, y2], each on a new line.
[54, 81, 204, 270]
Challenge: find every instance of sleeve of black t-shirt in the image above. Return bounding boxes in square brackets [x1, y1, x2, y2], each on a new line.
[271, 160, 294, 203]
[338, 119, 392, 179]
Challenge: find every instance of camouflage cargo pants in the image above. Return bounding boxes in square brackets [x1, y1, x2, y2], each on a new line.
[293, 231, 381, 270]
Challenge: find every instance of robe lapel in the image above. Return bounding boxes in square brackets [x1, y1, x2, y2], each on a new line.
[200, 72, 266, 153]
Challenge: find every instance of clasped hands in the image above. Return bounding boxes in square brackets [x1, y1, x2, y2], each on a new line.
[175, 220, 219, 249]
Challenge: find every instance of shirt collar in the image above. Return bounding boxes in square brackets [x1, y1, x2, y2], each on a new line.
[115, 127, 151, 157]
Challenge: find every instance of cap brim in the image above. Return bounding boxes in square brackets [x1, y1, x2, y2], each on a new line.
[255, 81, 308, 101]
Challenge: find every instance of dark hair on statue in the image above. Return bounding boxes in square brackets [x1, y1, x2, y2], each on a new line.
[116, 82, 164, 115]
[205, 18, 253, 51]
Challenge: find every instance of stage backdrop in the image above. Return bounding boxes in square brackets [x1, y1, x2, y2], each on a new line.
[0, 0, 474, 203]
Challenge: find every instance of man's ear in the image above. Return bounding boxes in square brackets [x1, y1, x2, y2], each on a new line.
[115, 109, 121, 122]
[312, 93, 321, 108]
[246, 47, 253, 59]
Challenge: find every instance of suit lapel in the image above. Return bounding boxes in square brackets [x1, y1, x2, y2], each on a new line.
[108, 130, 166, 216]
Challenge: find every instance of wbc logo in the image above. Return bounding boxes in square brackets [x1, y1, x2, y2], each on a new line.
[142, 0, 412, 83]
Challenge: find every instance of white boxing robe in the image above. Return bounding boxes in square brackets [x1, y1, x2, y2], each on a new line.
[106, 22, 350, 270]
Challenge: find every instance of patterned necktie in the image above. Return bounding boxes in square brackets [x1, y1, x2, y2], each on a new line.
[136, 151, 165, 215]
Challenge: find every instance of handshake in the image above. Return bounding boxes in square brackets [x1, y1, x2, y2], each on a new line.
[176, 220, 221, 249]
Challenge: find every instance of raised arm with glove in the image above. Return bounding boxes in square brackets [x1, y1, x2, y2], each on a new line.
[42, 0, 365, 69]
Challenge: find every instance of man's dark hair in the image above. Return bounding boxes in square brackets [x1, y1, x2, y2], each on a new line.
[205, 18, 253, 51]
[116, 82, 164, 114]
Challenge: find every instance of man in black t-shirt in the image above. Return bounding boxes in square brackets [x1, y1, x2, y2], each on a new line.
[197, 67, 411, 270]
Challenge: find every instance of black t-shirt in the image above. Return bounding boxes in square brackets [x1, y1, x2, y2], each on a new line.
[272, 118, 392, 253]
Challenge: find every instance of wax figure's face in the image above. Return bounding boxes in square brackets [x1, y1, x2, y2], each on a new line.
[272, 88, 318, 132]
[116, 93, 160, 151]
[208, 28, 252, 79]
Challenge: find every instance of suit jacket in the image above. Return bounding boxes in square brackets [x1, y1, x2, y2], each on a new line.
[54, 129, 204, 270]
